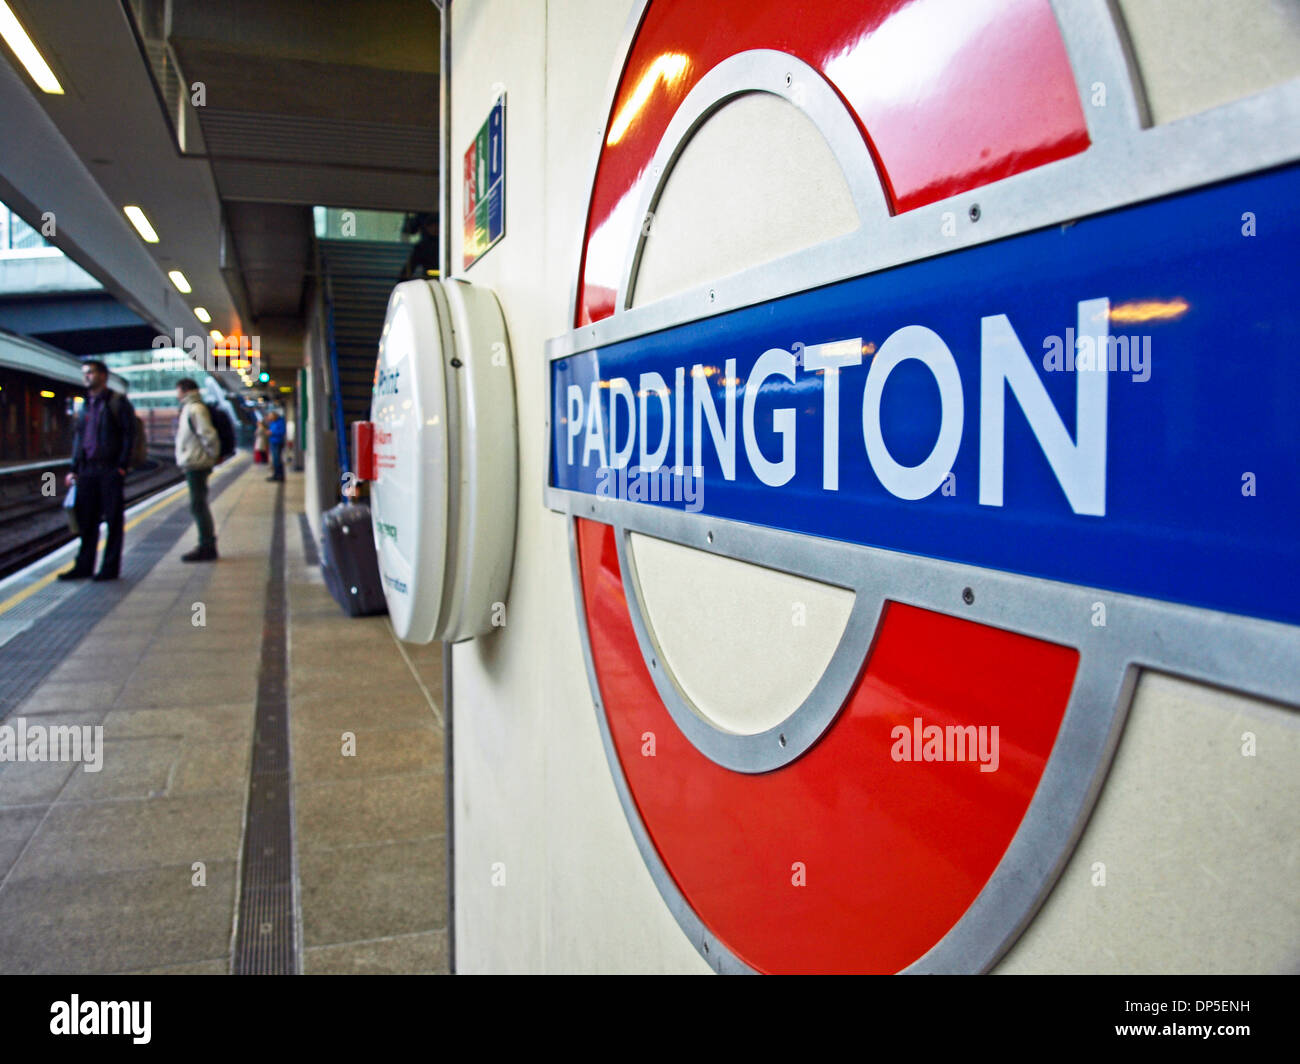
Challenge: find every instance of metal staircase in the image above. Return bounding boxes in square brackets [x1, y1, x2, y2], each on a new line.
[318, 239, 411, 473]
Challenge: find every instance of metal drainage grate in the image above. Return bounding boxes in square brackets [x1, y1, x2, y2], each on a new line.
[232, 481, 298, 974]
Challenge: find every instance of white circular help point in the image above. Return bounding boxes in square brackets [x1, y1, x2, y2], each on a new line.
[369, 278, 517, 643]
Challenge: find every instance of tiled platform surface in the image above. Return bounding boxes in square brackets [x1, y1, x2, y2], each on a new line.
[0, 463, 446, 974]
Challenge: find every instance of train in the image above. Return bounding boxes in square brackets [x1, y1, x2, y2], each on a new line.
[0, 329, 98, 466]
[0, 328, 248, 467]
[327, 0, 1300, 974]
[0, 329, 254, 576]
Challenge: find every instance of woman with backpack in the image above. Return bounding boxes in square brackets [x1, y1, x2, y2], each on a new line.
[175, 378, 221, 562]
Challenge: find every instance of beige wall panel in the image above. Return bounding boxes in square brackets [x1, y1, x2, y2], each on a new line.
[633, 92, 858, 305]
[1115, 0, 1300, 124]
[997, 672, 1300, 973]
[450, 0, 550, 973]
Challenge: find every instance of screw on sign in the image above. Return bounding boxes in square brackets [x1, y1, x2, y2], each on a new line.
[545, 0, 1300, 973]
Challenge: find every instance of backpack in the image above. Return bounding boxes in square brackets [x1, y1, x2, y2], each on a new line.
[205, 402, 237, 462]
[108, 393, 148, 469]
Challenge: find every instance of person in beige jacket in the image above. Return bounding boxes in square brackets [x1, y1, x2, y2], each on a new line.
[175, 378, 220, 562]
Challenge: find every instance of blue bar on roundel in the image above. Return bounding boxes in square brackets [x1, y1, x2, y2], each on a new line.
[550, 165, 1300, 626]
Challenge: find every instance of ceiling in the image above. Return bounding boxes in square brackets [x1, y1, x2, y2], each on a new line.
[0, 0, 438, 386]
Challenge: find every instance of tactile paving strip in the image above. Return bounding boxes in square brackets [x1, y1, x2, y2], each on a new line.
[0, 473, 240, 720]
[232, 482, 298, 974]
[0, 581, 79, 648]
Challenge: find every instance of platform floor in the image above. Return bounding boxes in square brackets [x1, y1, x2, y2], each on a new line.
[0, 459, 447, 974]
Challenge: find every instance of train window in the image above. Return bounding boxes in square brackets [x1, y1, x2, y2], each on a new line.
[1114, 0, 1300, 125]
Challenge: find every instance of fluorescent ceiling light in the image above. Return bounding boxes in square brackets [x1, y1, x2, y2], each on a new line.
[123, 205, 159, 243]
[0, 1, 64, 94]
[209, 329, 223, 341]
[193, 307, 211, 323]
[168, 270, 192, 294]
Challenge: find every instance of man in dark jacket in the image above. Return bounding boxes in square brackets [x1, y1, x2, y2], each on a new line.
[59, 360, 135, 582]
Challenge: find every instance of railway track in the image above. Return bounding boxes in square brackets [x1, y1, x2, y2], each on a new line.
[0, 454, 185, 579]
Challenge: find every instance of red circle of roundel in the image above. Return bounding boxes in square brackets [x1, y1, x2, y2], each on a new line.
[573, 0, 1089, 973]
[577, 521, 1078, 974]
[576, 0, 1089, 325]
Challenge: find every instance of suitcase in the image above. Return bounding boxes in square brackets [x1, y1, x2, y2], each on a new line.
[319, 502, 388, 617]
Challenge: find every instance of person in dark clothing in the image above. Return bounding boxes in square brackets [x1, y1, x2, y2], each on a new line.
[60, 360, 135, 582]
[398, 212, 439, 281]
[266, 409, 287, 482]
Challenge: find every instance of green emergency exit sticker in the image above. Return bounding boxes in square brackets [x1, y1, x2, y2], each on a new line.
[463, 94, 506, 270]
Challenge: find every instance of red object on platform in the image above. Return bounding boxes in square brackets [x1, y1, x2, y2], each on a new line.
[575, 517, 1079, 973]
[352, 421, 376, 482]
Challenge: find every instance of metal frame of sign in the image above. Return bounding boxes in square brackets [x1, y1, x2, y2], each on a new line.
[544, 0, 1300, 973]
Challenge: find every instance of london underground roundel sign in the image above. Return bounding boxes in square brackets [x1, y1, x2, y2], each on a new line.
[546, 0, 1300, 973]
